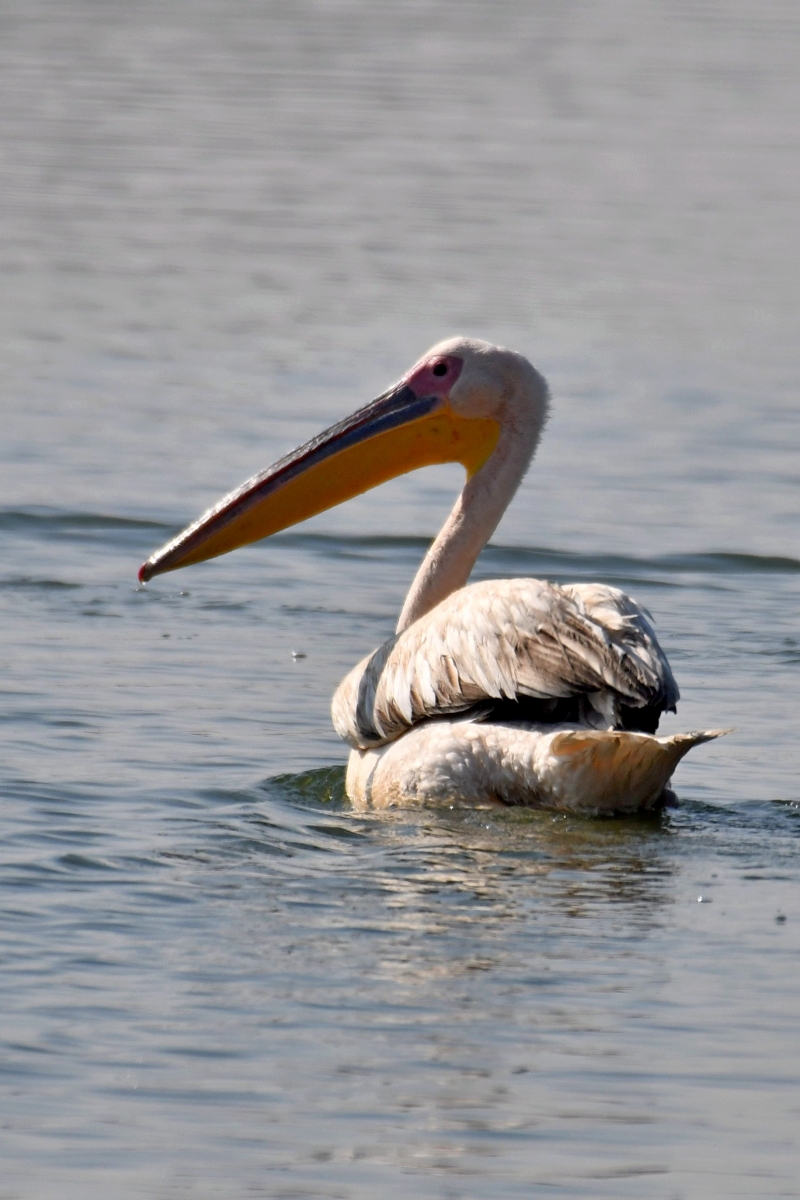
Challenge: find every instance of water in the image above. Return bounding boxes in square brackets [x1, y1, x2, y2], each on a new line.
[1, 2, 799, 1196]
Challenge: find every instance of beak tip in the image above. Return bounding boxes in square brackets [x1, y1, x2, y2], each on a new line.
[138, 562, 151, 584]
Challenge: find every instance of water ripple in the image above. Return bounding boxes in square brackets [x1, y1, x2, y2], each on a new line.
[3, 511, 798, 577]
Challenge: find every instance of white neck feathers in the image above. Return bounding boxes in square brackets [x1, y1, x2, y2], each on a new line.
[396, 384, 548, 633]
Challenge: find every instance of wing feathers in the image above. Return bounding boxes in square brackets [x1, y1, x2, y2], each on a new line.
[332, 578, 679, 749]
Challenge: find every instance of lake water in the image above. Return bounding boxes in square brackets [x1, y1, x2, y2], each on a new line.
[1, 1, 799, 1196]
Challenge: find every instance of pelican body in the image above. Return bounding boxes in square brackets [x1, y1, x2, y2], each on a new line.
[140, 338, 722, 813]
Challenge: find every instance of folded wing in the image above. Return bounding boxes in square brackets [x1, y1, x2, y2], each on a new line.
[332, 578, 679, 750]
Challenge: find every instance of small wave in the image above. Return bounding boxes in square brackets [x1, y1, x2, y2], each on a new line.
[5, 513, 795, 577]
[0, 507, 174, 537]
[0, 575, 81, 591]
[266, 532, 800, 577]
[261, 765, 348, 809]
[483, 545, 800, 577]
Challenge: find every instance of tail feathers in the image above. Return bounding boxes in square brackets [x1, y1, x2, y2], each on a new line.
[662, 728, 732, 764]
[547, 727, 730, 813]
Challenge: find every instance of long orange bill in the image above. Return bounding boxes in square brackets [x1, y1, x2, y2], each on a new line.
[139, 382, 499, 582]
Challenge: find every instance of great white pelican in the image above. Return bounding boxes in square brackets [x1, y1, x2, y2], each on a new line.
[139, 337, 723, 813]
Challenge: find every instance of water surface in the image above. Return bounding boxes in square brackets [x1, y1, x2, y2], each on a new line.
[1, 2, 799, 1197]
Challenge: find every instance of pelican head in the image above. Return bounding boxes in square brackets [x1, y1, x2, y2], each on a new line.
[138, 337, 548, 583]
[434, 336, 549, 428]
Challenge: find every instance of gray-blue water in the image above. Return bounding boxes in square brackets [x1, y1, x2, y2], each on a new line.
[1, 2, 799, 1196]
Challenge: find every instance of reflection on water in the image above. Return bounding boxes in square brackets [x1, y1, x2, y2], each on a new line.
[267, 764, 676, 919]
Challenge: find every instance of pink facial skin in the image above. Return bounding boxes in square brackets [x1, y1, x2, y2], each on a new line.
[403, 354, 464, 399]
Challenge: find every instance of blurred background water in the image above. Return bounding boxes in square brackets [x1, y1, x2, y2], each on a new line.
[0, 1, 798, 1197]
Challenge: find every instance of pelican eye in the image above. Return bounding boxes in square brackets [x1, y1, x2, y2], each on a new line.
[432, 361, 448, 377]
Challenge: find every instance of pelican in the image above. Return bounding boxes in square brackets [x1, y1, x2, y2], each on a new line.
[139, 337, 723, 813]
